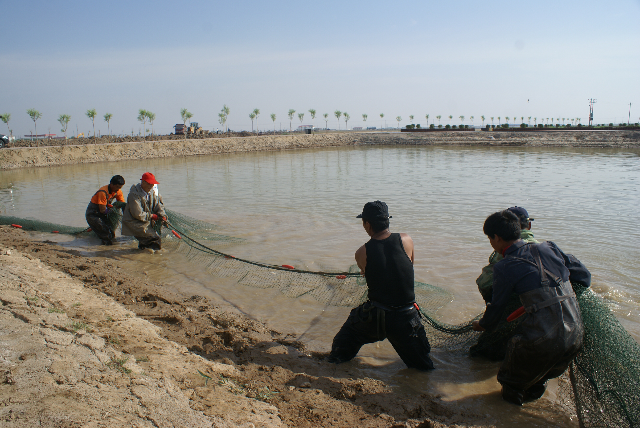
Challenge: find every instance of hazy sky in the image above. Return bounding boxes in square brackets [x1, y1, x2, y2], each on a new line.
[2, 0, 639, 137]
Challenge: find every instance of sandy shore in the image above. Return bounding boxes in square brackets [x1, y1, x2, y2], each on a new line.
[1, 226, 490, 427]
[1, 130, 639, 170]
[2, 131, 635, 426]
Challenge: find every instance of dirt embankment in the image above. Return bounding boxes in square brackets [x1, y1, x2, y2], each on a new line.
[0, 226, 488, 427]
[1, 130, 639, 170]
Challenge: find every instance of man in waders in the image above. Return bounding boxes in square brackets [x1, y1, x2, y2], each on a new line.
[327, 201, 434, 370]
[471, 206, 538, 360]
[85, 175, 126, 245]
[472, 210, 591, 405]
[121, 172, 167, 252]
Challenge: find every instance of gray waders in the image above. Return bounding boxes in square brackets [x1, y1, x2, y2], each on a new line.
[498, 244, 584, 405]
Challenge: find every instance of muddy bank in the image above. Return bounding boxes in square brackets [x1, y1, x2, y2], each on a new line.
[0, 226, 491, 427]
[1, 130, 639, 170]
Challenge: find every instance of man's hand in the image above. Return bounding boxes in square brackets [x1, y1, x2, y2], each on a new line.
[472, 320, 486, 332]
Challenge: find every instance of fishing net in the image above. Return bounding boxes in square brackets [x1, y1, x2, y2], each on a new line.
[0, 208, 242, 246]
[567, 285, 640, 428]
[0, 202, 126, 235]
[1, 210, 638, 427]
[162, 220, 476, 349]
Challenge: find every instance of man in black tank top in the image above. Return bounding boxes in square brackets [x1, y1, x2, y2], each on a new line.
[327, 201, 434, 370]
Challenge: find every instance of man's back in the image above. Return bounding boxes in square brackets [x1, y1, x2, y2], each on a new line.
[364, 233, 415, 308]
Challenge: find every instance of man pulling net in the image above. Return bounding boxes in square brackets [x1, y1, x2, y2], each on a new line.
[85, 175, 126, 245]
[122, 172, 167, 252]
[328, 201, 434, 370]
[473, 209, 591, 405]
[471, 206, 539, 360]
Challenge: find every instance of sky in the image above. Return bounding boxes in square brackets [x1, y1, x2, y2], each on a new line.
[1, 0, 639, 137]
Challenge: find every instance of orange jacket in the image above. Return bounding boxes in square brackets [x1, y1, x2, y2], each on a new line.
[90, 185, 125, 206]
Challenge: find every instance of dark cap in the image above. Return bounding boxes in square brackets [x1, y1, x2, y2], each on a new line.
[356, 201, 392, 221]
[507, 206, 534, 222]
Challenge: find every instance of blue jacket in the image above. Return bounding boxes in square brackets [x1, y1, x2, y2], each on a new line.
[479, 240, 591, 330]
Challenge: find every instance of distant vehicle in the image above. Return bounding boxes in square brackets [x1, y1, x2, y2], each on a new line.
[352, 127, 363, 131]
[366, 127, 377, 130]
[0, 134, 8, 148]
[174, 122, 204, 135]
[296, 125, 314, 131]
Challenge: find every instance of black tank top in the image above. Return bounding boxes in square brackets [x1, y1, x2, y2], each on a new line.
[364, 233, 415, 307]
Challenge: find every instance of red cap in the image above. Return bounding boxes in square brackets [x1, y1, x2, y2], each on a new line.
[141, 172, 159, 185]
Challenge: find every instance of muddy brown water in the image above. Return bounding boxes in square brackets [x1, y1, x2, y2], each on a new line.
[1, 144, 639, 427]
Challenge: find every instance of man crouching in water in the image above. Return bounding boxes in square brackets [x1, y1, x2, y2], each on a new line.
[328, 201, 434, 370]
[473, 210, 591, 405]
[85, 175, 125, 246]
[121, 172, 167, 252]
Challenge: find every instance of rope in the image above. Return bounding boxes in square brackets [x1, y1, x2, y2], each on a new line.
[165, 222, 360, 277]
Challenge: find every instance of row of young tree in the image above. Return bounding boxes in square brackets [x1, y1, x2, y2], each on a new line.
[0, 109, 117, 140]
[405, 115, 584, 128]
[232, 110, 587, 131]
[0, 108, 162, 142]
[0, 108, 596, 140]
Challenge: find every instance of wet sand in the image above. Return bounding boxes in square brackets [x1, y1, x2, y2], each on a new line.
[0, 226, 489, 427]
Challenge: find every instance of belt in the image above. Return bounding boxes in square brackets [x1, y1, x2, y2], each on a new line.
[365, 301, 418, 340]
[369, 300, 415, 312]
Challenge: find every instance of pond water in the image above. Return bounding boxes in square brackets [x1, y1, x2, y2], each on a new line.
[1, 144, 639, 426]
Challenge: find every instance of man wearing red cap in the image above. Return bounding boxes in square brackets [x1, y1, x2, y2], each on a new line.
[121, 172, 167, 251]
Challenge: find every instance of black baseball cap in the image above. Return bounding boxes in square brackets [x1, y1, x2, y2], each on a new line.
[507, 206, 534, 222]
[356, 201, 392, 220]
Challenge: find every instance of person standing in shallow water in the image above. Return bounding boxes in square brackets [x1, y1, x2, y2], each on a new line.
[328, 201, 434, 370]
[85, 175, 126, 246]
[121, 172, 167, 251]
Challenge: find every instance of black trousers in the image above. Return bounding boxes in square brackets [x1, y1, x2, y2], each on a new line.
[85, 205, 114, 243]
[135, 236, 162, 250]
[328, 302, 434, 370]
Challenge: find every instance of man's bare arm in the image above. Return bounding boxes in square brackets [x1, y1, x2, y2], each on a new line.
[399, 233, 414, 264]
[355, 244, 367, 274]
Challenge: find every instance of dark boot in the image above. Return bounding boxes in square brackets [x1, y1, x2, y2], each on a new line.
[524, 382, 547, 402]
[501, 384, 525, 406]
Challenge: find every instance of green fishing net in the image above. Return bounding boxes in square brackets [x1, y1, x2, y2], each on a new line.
[1, 210, 638, 427]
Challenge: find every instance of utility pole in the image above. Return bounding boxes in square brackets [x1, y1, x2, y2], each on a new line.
[588, 98, 597, 127]
[629, 102, 632, 125]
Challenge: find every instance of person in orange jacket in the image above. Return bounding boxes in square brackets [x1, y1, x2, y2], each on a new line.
[85, 175, 126, 245]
